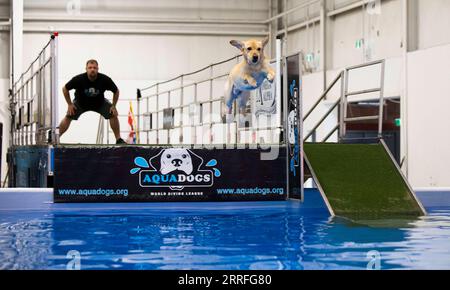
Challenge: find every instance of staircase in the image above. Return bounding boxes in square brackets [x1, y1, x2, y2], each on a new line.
[302, 60, 426, 219]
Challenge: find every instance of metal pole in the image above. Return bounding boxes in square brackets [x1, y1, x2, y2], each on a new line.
[146, 94, 150, 144]
[20, 75, 23, 145]
[298, 53, 305, 200]
[235, 56, 239, 144]
[209, 65, 213, 144]
[137, 94, 141, 144]
[29, 65, 34, 145]
[378, 60, 385, 138]
[156, 84, 159, 144]
[37, 53, 42, 144]
[194, 83, 198, 145]
[167, 91, 170, 144]
[42, 47, 47, 144]
[180, 75, 184, 144]
[25, 81, 28, 145]
[282, 59, 288, 145]
[276, 39, 282, 131]
[50, 33, 59, 145]
[339, 70, 347, 140]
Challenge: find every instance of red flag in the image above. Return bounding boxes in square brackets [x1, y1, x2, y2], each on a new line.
[127, 102, 136, 144]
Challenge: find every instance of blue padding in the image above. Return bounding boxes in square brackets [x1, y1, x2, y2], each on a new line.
[1, 188, 448, 215]
[416, 191, 450, 210]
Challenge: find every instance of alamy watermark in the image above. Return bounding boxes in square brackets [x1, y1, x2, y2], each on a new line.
[366, 0, 381, 15]
[66, 250, 81, 270]
[366, 250, 381, 270]
[66, 0, 81, 15]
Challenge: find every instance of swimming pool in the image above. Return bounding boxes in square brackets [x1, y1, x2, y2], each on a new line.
[1, 189, 450, 270]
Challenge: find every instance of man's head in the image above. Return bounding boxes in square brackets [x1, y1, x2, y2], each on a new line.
[86, 59, 99, 79]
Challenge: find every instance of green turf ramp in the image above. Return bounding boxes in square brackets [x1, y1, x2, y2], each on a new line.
[304, 141, 426, 219]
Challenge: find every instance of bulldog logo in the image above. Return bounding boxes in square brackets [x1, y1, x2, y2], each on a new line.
[130, 148, 221, 191]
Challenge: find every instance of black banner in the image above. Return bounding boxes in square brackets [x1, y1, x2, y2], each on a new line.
[286, 54, 303, 200]
[54, 146, 287, 203]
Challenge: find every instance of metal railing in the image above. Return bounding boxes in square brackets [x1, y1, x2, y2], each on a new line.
[303, 59, 386, 143]
[340, 59, 386, 139]
[137, 56, 237, 145]
[303, 71, 343, 143]
[11, 33, 59, 146]
[138, 57, 281, 145]
[98, 40, 283, 146]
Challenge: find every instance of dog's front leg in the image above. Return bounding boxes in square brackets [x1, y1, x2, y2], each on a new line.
[265, 66, 276, 83]
[243, 74, 257, 88]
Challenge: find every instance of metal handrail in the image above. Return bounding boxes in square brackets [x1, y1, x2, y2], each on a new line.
[11, 34, 59, 146]
[303, 59, 386, 143]
[303, 99, 340, 141]
[345, 87, 381, 97]
[141, 73, 229, 100]
[340, 59, 385, 138]
[303, 71, 343, 121]
[321, 124, 339, 143]
[13, 38, 52, 88]
[345, 59, 384, 71]
[140, 55, 240, 92]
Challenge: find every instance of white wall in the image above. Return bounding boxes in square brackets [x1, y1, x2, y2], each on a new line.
[417, 0, 450, 50]
[283, 0, 450, 73]
[407, 43, 450, 188]
[282, 0, 404, 72]
[24, 0, 268, 21]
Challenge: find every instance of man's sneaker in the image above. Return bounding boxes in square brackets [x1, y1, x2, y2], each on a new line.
[116, 138, 127, 145]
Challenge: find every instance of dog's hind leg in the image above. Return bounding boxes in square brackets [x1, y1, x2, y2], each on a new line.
[237, 90, 250, 127]
[224, 81, 243, 124]
[223, 80, 234, 123]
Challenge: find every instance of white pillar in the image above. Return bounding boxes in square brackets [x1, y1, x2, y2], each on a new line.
[320, 0, 326, 91]
[11, 0, 23, 83]
[401, 0, 418, 178]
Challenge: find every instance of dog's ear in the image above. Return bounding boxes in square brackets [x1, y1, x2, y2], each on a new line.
[187, 150, 203, 171]
[230, 40, 244, 51]
[262, 37, 269, 48]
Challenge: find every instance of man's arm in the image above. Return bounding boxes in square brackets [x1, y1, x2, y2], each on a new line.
[62, 86, 72, 105]
[63, 85, 77, 116]
[109, 89, 120, 118]
[112, 89, 120, 107]
[107, 76, 120, 116]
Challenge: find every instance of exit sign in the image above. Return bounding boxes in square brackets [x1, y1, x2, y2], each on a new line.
[355, 39, 364, 49]
[306, 53, 314, 62]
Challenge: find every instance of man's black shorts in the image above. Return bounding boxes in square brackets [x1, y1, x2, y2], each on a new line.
[66, 98, 113, 120]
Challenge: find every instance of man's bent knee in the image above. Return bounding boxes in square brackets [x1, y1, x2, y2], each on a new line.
[60, 116, 72, 124]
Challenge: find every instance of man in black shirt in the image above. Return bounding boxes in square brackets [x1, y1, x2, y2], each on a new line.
[58, 59, 126, 144]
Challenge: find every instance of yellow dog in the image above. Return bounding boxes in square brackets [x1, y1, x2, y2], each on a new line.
[224, 38, 275, 124]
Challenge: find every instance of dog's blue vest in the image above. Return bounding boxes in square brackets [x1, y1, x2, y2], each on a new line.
[227, 72, 268, 109]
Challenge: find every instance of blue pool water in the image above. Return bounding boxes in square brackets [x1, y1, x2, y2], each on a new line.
[1, 191, 450, 270]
